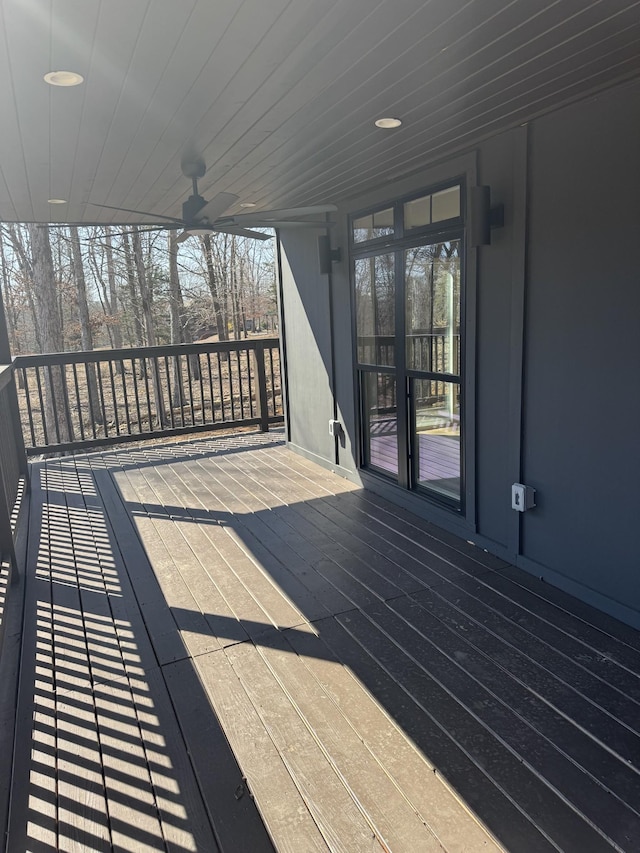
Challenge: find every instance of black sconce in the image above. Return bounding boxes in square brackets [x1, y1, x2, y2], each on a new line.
[470, 186, 504, 247]
[318, 235, 342, 275]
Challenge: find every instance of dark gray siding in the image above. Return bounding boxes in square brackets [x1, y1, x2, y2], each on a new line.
[521, 79, 640, 618]
[278, 228, 338, 466]
[475, 129, 527, 554]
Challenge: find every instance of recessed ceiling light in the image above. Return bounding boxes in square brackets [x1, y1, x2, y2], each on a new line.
[44, 70, 84, 87]
[47, 198, 67, 204]
[240, 202, 257, 208]
[375, 117, 402, 129]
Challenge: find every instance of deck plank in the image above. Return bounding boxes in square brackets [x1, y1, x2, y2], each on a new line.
[284, 621, 503, 853]
[223, 639, 387, 853]
[191, 648, 329, 852]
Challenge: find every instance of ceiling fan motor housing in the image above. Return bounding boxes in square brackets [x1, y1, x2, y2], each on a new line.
[182, 193, 208, 223]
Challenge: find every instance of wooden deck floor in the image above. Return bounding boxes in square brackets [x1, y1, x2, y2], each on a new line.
[6, 430, 640, 851]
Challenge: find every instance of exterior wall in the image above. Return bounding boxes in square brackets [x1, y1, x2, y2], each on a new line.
[520, 80, 640, 624]
[278, 76, 640, 627]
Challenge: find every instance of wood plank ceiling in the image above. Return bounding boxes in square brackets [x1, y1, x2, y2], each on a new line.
[1, 0, 639, 225]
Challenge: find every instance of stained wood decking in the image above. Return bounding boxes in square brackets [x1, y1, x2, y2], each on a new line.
[6, 431, 640, 852]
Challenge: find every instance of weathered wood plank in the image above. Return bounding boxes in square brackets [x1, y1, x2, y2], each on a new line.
[285, 620, 504, 853]
[338, 605, 617, 851]
[406, 585, 640, 771]
[192, 648, 328, 852]
[314, 613, 547, 852]
[255, 627, 446, 851]
[224, 639, 386, 853]
[387, 592, 640, 846]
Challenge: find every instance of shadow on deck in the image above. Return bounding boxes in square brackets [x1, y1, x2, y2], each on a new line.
[3, 431, 640, 851]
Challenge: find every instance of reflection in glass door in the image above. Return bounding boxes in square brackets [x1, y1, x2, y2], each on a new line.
[354, 253, 398, 479]
[406, 241, 461, 504]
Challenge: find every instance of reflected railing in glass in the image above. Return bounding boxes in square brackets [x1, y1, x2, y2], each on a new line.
[412, 379, 461, 504]
[363, 371, 398, 478]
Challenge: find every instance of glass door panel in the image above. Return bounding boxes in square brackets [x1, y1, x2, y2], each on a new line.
[405, 241, 460, 376]
[412, 379, 461, 503]
[362, 371, 398, 478]
[355, 254, 395, 366]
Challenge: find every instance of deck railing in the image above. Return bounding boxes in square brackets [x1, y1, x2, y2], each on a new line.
[14, 338, 284, 456]
[0, 364, 28, 573]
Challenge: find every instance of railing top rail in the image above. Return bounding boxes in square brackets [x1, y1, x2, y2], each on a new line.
[13, 337, 281, 368]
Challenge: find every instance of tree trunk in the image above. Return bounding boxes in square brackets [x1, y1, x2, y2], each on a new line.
[230, 236, 242, 340]
[131, 229, 164, 427]
[202, 234, 227, 341]
[69, 227, 102, 426]
[104, 228, 123, 351]
[28, 224, 73, 444]
[168, 231, 184, 407]
[122, 231, 144, 348]
[6, 224, 42, 352]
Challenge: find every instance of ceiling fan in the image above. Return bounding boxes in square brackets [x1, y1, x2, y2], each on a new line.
[63, 155, 336, 242]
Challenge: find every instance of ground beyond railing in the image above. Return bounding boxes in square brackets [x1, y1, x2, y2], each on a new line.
[14, 338, 283, 456]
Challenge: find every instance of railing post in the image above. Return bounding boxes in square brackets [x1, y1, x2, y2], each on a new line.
[253, 341, 270, 432]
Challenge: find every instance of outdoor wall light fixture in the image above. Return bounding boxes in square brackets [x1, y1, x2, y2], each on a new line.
[374, 117, 402, 129]
[318, 235, 341, 275]
[44, 70, 84, 86]
[470, 185, 504, 247]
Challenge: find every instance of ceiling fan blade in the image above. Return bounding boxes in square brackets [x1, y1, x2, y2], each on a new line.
[42, 221, 168, 230]
[233, 220, 332, 229]
[211, 225, 272, 240]
[228, 204, 337, 222]
[193, 192, 239, 224]
[89, 202, 182, 224]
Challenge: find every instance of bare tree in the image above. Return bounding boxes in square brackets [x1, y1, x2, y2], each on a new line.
[131, 228, 165, 426]
[201, 233, 227, 341]
[28, 224, 73, 443]
[122, 231, 144, 347]
[69, 226, 103, 425]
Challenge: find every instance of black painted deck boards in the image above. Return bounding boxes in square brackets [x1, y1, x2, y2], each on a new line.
[7, 431, 640, 852]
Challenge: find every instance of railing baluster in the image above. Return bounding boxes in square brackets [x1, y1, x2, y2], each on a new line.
[120, 360, 131, 434]
[228, 351, 236, 421]
[185, 354, 195, 425]
[142, 359, 153, 432]
[48, 366, 62, 445]
[254, 341, 269, 432]
[206, 353, 215, 423]
[131, 358, 142, 433]
[108, 360, 120, 435]
[237, 350, 245, 420]
[198, 354, 205, 425]
[72, 363, 85, 441]
[268, 346, 277, 416]
[97, 361, 109, 438]
[177, 354, 185, 427]
[164, 356, 175, 429]
[22, 368, 37, 448]
[246, 347, 254, 419]
[217, 352, 225, 421]
[34, 367, 48, 447]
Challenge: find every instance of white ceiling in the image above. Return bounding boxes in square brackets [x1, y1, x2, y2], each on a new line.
[1, 0, 640, 225]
